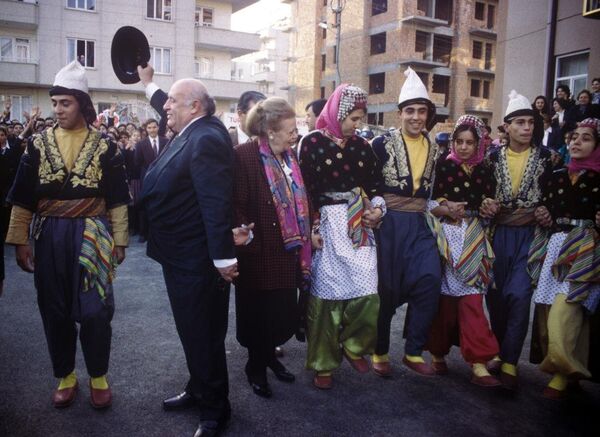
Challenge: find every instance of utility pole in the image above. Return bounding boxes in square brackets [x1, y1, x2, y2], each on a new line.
[330, 0, 346, 85]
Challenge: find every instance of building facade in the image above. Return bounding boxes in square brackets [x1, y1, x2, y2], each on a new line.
[492, 0, 600, 128]
[0, 0, 260, 123]
[287, 0, 499, 130]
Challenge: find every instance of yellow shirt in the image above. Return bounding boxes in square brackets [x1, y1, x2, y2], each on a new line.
[404, 134, 428, 194]
[506, 147, 531, 197]
[54, 126, 89, 171]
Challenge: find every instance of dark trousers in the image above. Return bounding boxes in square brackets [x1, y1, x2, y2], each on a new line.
[162, 264, 230, 421]
[35, 217, 114, 378]
[486, 225, 534, 365]
[0, 204, 10, 281]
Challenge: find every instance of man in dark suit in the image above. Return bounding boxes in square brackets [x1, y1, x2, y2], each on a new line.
[134, 118, 167, 241]
[138, 65, 238, 437]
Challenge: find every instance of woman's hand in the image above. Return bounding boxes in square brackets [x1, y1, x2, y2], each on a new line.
[444, 201, 467, 221]
[534, 206, 552, 227]
[232, 223, 254, 246]
[362, 207, 383, 228]
[311, 230, 323, 250]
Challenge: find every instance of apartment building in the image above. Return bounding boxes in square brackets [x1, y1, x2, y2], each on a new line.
[0, 0, 261, 123]
[492, 0, 600, 128]
[232, 23, 292, 100]
[287, 0, 498, 130]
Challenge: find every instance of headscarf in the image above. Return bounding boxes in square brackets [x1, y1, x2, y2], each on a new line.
[315, 83, 367, 141]
[567, 118, 600, 173]
[446, 114, 489, 166]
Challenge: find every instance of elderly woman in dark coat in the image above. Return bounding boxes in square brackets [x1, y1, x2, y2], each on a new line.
[232, 97, 312, 398]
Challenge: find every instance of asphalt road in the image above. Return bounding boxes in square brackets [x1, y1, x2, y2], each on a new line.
[1, 241, 599, 437]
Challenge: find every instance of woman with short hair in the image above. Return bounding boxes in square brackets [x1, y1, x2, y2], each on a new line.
[232, 97, 311, 398]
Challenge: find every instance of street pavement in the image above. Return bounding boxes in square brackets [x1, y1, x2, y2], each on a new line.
[1, 241, 599, 437]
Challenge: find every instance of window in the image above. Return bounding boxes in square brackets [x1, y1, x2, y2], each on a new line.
[432, 74, 450, 106]
[474, 2, 485, 20]
[195, 57, 213, 78]
[332, 81, 336, 92]
[433, 35, 452, 64]
[482, 80, 491, 99]
[320, 87, 325, 99]
[150, 46, 171, 74]
[66, 0, 96, 10]
[8, 95, 32, 123]
[195, 6, 213, 27]
[372, 0, 387, 16]
[470, 79, 481, 97]
[147, 0, 172, 21]
[555, 51, 589, 98]
[0, 37, 31, 62]
[321, 53, 326, 71]
[472, 40, 482, 59]
[322, 28, 327, 39]
[370, 32, 386, 55]
[333, 45, 337, 64]
[415, 31, 429, 54]
[484, 43, 493, 69]
[417, 0, 453, 22]
[369, 73, 385, 94]
[486, 4, 495, 29]
[67, 38, 94, 67]
[368, 112, 384, 126]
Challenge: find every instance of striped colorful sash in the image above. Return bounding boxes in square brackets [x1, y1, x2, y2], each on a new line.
[495, 207, 536, 226]
[383, 194, 426, 212]
[454, 217, 495, 291]
[347, 187, 376, 249]
[79, 218, 116, 301]
[425, 211, 452, 265]
[37, 197, 107, 217]
[552, 225, 600, 303]
[527, 226, 550, 287]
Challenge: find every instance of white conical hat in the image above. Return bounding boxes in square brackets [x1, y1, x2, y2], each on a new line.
[398, 67, 431, 107]
[504, 89, 533, 121]
[53, 60, 89, 94]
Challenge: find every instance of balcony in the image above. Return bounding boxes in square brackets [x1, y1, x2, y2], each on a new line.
[252, 70, 276, 83]
[0, 60, 38, 85]
[231, 0, 261, 12]
[469, 27, 497, 40]
[0, 0, 38, 30]
[195, 27, 260, 57]
[198, 77, 259, 100]
[464, 97, 493, 114]
[467, 58, 495, 77]
[401, 15, 449, 28]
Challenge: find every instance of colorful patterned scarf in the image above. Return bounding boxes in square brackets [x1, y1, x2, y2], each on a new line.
[259, 138, 312, 291]
[446, 115, 489, 167]
[316, 83, 367, 142]
[79, 217, 117, 301]
[552, 224, 600, 303]
[454, 217, 495, 291]
[527, 226, 550, 287]
[347, 187, 376, 249]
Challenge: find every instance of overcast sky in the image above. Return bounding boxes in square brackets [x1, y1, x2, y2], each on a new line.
[232, 0, 291, 33]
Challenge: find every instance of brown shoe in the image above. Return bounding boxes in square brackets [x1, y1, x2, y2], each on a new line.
[89, 380, 112, 409]
[402, 356, 435, 377]
[313, 374, 332, 390]
[471, 374, 501, 387]
[52, 381, 78, 408]
[543, 386, 568, 401]
[343, 349, 369, 373]
[431, 360, 449, 375]
[372, 361, 392, 378]
[499, 371, 518, 391]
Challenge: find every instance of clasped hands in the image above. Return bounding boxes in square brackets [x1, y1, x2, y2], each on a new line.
[479, 198, 554, 227]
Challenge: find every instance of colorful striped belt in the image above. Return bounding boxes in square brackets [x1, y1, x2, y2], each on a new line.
[495, 207, 536, 226]
[556, 217, 595, 228]
[383, 194, 426, 213]
[37, 198, 107, 218]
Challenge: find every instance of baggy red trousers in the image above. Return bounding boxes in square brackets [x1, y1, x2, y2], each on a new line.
[427, 294, 499, 364]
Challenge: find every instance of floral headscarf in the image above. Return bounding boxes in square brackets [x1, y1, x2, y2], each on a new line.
[446, 114, 490, 166]
[315, 83, 367, 141]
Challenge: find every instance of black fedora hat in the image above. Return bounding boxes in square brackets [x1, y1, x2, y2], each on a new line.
[111, 26, 151, 84]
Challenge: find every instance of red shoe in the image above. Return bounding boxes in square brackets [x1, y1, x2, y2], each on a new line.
[431, 360, 449, 375]
[313, 374, 332, 390]
[543, 386, 567, 401]
[89, 380, 112, 409]
[372, 361, 392, 378]
[471, 374, 501, 387]
[402, 356, 435, 377]
[343, 349, 369, 373]
[52, 381, 78, 408]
